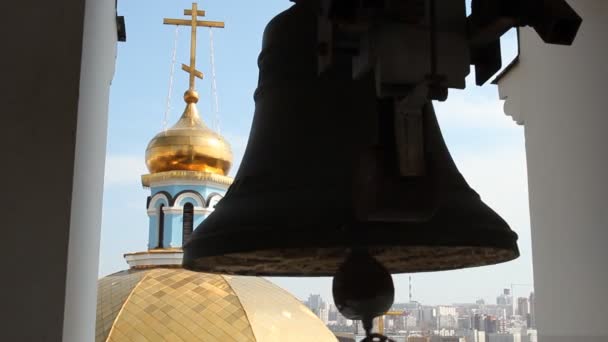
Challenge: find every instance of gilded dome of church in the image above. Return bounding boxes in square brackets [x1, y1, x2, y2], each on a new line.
[96, 267, 337, 342]
[145, 90, 233, 175]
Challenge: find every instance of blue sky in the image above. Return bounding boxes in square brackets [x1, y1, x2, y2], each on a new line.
[101, 0, 532, 306]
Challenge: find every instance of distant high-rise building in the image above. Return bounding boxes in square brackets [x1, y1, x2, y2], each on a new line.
[528, 292, 536, 328]
[437, 306, 458, 329]
[497, 289, 513, 306]
[319, 302, 330, 325]
[307, 294, 324, 315]
[328, 304, 338, 322]
[421, 306, 437, 329]
[485, 316, 499, 334]
[472, 313, 485, 331]
[476, 299, 486, 305]
[517, 297, 529, 318]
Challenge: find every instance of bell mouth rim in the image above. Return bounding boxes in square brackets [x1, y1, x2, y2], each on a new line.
[182, 227, 519, 276]
[184, 245, 519, 277]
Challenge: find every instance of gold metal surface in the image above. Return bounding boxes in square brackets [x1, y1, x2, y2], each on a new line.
[141, 170, 234, 188]
[145, 91, 233, 175]
[149, 4, 232, 176]
[163, 18, 226, 28]
[164, 3, 225, 90]
[96, 271, 147, 342]
[182, 63, 204, 79]
[96, 268, 337, 341]
[184, 9, 206, 16]
[226, 276, 339, 342]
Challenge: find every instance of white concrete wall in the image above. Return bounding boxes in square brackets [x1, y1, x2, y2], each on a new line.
[0, 0, 116, 341]
[497, 1, 608, 341]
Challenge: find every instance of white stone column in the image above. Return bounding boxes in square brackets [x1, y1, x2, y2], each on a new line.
[61, 0, 117, 341]
[496, 1, 608, 341]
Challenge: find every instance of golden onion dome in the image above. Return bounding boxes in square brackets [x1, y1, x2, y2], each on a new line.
[145, 90, 232, 175]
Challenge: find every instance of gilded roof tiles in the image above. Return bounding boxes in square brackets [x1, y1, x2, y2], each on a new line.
[96, 268, 337, 342]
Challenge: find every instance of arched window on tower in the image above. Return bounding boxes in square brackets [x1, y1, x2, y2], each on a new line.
[183, 203, 194, 245]
[158, 204, 165, 248]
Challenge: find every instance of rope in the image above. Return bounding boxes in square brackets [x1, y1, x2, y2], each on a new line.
[209, 28, 221, 134]
[163, 25, 180, 131]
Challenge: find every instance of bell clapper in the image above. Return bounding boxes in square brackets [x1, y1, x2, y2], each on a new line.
[332, 249, 395, 341]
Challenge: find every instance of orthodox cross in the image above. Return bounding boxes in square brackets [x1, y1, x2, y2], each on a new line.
[164, 3, 225, 90]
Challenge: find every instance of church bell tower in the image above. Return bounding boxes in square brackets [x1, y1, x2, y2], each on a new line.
[125, 3, 232, 268]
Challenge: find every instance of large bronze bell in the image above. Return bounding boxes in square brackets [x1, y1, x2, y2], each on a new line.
[183, 1, 519, 276]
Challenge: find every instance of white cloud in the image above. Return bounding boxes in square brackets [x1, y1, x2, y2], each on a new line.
[104, 155, 147, 185]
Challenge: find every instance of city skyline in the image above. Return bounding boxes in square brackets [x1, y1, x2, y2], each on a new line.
[302, 287, 537, 341]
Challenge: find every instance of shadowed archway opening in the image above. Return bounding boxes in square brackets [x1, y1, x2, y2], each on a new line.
[158, 204, 165, 248]
[183, 203, 194, 245]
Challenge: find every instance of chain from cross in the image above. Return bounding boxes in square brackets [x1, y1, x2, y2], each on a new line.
[163, 2, 225, 91]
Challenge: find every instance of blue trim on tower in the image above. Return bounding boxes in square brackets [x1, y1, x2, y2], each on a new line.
[145, 179, 229, 249]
